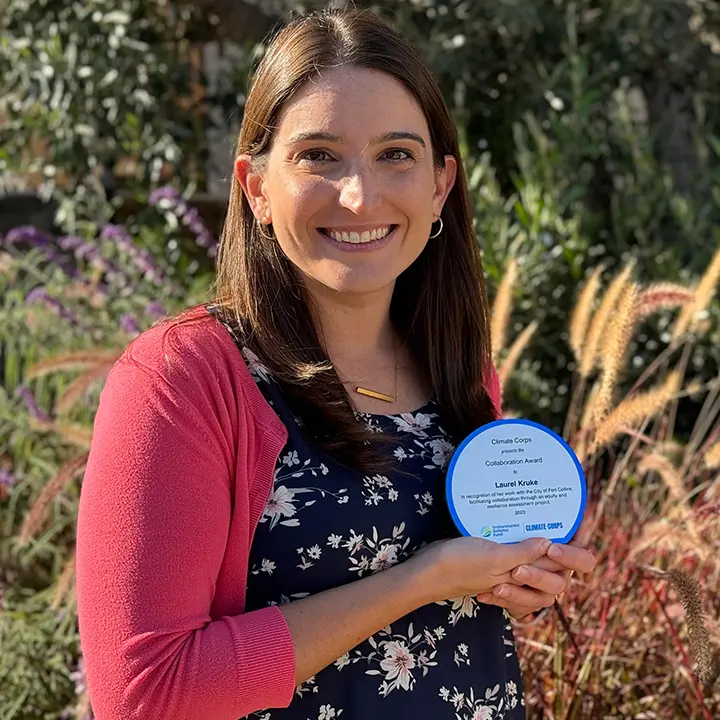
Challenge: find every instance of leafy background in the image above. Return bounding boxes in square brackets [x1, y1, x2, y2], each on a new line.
[1, 0, 719, 718]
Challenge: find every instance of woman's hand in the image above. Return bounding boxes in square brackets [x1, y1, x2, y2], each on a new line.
[410, 535, 554, 604]
[477, 518, 596, 619]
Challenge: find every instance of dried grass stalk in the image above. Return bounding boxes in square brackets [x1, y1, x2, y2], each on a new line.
[75, 690, 92, 720]
[635, 283, 695, 322]
[27, 350, 121, 379]
[589, 372, 681, 455]
[579, 381, 600, 432]
[666, 569, 713, 684]
[703, 442, 720, 470]
[29, 419, 93, 448]
[638, 453, 685, 501]
[56, 361, 116, 414]
[19, 453, 89, 544]
[491, 258, 518, 362]
[633, 520, 708, 561]
[498, 320, 538, 387]
[673, 246, 720, 339]
[51, 547, 77, 610]
[569, 265, 604, 365]
[579, 262, 634, 378]
[594, 282, 640, 424]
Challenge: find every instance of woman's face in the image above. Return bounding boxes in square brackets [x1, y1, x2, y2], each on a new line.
[236, 66, 457, 296]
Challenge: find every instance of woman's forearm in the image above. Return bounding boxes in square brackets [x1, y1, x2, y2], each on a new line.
[280, 557, 434, 686]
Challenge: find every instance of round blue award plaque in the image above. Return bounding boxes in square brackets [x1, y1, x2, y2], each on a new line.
[446, 419, 586, 544]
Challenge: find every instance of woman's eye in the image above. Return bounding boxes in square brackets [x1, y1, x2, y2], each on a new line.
[383, 148, 414, 163]
[299, 149, 333, 164]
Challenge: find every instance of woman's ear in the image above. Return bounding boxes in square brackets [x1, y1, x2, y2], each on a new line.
[235, 155, 271, 223]
[432, 155, 458, 218]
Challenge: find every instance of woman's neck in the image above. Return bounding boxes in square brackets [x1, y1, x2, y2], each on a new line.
[306, 280, 396, 361]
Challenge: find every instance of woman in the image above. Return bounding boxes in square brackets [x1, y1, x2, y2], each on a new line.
[76, 8, 596, 720]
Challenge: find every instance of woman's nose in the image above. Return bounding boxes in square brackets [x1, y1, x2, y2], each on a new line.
[337, 169, 382, 214]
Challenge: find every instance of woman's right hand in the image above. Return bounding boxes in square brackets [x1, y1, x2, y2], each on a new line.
[410, 536, 553, 604]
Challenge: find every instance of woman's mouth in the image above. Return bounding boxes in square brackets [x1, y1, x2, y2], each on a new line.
[317, 225, 398, 250]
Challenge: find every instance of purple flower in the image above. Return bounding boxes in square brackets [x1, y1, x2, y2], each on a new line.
[149, 186, 218, 258]
[57, 235, 127, 286]
[0, 467, 17, 489]
[15, 385, 51, 422]
[144, 300, 166, 319]
[69, 656, 88, 697]
[119, 313, 140, 335]
[100, 224, 165, 285]
[6, 225, 78, 278]
[26, 286, 81, 326]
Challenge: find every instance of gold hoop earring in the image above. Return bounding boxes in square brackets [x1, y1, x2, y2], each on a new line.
[429, 217, 444, 239]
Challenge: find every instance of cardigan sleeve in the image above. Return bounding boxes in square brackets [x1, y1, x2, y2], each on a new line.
[75, 328, 296, 720]
[487, 362, 503, 418]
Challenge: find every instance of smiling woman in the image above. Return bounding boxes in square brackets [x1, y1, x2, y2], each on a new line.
[75, 8, 596, 720]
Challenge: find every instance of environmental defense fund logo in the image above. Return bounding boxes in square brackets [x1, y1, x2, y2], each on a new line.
[480, 526, 492, 538]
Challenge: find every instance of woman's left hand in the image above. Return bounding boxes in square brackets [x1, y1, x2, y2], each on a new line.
[476, 518, 596, 619]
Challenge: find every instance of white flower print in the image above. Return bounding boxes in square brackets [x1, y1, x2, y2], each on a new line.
[241, 347, 271, 382]
[261, 460, 348, 530]
[379, 640, 416, 692]
[334, 653, 350, 669]
[454, 642, 471, 667]
[392, 411, 434, 437]
[361, 475, 398, 506]
[451, 690, 465, 709]
[307, 544, 322, 559]
[282, 450, 300, 467]
[472, 708, 493, 720]
[369, 543, 399, 571]
[415, 491, 434, 516]
[442, 595, 480, 625]
[294, 675, 319, 697]
[428, 437, 454, 467]
[393, 447, 407, 461]
[296, 549, 314, 571]
[327, 533, 342, 548]
[439, 683, 511, 720]
[249, 558, 277, 576]
[343, 530, 364, 555]
[317, 705, 342, 720]
[345, 524, 411, 577]
[262, 486, 299, 529]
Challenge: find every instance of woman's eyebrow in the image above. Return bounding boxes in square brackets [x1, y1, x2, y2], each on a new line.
[285, 130, 426, 148]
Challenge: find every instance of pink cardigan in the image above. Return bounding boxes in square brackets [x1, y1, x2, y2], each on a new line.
[76, 305, 502, 720]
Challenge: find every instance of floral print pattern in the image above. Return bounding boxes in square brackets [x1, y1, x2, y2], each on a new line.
[206, 308, 524, 720]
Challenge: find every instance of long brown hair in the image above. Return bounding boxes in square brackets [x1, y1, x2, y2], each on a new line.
[214, 7, 496, 472]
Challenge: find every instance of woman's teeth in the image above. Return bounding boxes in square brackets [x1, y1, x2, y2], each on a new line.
[325, 226, 392, 244]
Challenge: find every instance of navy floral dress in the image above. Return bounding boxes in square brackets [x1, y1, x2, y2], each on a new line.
[211, 312, 526, 720]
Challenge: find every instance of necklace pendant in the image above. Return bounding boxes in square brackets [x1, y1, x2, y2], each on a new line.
[355, 386, 395, 403]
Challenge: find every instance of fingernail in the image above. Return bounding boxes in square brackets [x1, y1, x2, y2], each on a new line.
[513, 565, 527, 580]
[478, 594, 491, 603]
[540, 539, 552, 552]
[494, 585, 508, 598]
[548, 544, 562, 559]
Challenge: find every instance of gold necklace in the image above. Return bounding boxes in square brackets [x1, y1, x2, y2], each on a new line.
[354, 342, 398, 403]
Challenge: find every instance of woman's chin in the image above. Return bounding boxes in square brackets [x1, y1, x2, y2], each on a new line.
[306, 263, 399, 296]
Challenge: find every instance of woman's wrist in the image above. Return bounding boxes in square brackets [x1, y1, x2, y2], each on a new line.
[396, 545, 444, 608]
